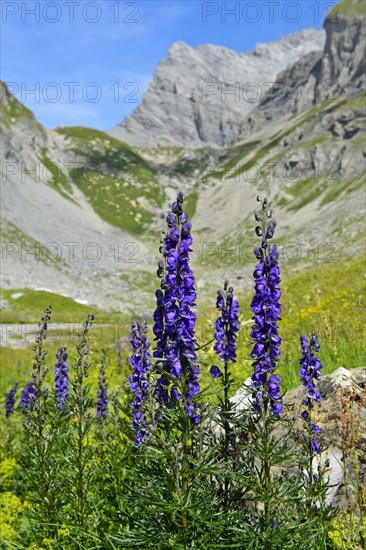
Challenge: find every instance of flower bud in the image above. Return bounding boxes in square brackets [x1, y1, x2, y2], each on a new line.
[266, 220, 276, 239]
[255, 226, 263, 236]
[255, 211, 262, 221]
[166, 213, 176, 227]
[254, 246, 263, 259]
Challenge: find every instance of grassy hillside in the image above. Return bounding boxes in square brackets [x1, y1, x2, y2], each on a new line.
[56, 126, 165, 235]
[38, 148, 76, 202]
[0, 82, 38, 128]
[0, 288, 109, 324]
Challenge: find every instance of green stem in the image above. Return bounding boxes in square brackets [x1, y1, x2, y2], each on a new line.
[308, 398, 313, 494]
[263, 397, 272, 550]
[223, 360, 230, 508]
[33, 311, 54, 528]
[181, 404, 189, 549]
[76, 345, 87, 533]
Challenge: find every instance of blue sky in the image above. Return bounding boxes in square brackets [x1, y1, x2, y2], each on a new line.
[1, 0, 328, 130]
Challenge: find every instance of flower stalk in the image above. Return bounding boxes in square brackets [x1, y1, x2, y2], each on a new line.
[250, 196, 282, 548]
[210, 280, 240, 506]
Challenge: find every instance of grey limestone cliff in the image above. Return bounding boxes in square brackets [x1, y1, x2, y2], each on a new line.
[109, 29, 326, 147]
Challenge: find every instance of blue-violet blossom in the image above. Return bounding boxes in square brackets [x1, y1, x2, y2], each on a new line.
[250, 197, 283, 417]
[96, 360, 108, 419]
[55, 347, 69, 411]
[210, 281, 240, 378]
[299, 331, 322, 455]
[129, 320, 151, 445]
[152, 192, 200, 423]
[20, 381, 37, 413]
[5, 383, 18, 419]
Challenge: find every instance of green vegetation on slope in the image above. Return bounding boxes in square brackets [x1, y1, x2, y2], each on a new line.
[56, 126, 165, 235]
[333, 0, 365, 17]
[0, 82, 37, 128]
[184, 190, 199, 219]
[204, 89, 365, 204]
[38, 148, 76, 202]
[320, 171, 365, 205]
[172, 151, 211, 178]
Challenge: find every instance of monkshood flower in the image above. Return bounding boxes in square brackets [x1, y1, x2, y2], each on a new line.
[96, 360, 108, 420]
[5, 383, 18, 419]
[299, 331, 322, 455]
[20, 381, 37, 413]
[250, 196, 283, 417]
[210, 281, 240, 378]
[152, 192, 200, 423]
[129, 320, 151, 445]
[55, 347, 69, 411]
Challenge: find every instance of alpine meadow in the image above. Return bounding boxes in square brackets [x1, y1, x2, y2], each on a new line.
[0, 0, 365, 548]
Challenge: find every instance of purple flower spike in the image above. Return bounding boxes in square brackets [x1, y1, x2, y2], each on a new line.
[129, 321, 151, 445]
[96, 359, 108, 420]
[55, 347, 69, 411]
[20, 381, 37, 413]
[5, 383, 18, 419]
[152, 192, 200, 422]
[212, 283, 240, 366]
[311, 438, 319, 455]
[299, 331, 323, 455]
[250, 197, 282, 416]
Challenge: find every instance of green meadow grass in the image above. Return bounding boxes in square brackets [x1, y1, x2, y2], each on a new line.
[0, 288, 114, 324]
[195, 255, 365, 397]
[0, 290, 133, 397]
[71, 170, 159, 235]
[184, 190, 199, 219]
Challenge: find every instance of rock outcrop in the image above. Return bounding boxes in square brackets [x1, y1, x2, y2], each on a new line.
[230, 367, 366, 507]
[286, 367, 366, 508]
[237, 0, 366, 136]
